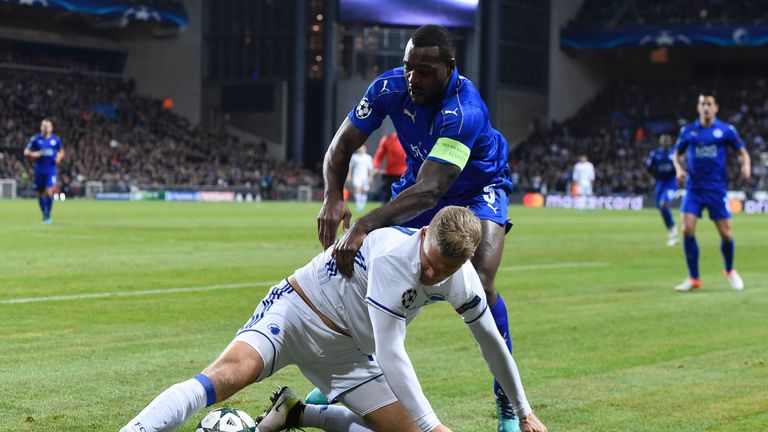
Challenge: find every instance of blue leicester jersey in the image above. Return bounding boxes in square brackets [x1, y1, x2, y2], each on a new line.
[675, 118, 744, 192]
[347, 67, 512, 201]
[26, 134, 62, 173]
[645, 147, 676, 182]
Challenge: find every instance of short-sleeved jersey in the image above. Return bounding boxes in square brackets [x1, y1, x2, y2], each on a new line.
[675, 118, 745, 191]
[572, 161, 595, 185]
[347, 67, 512, 201]
[293, 226, 487, 356]
[645, 147, 676, 182]
[25, 134, 62, 173]
[350, 153, 374, 180]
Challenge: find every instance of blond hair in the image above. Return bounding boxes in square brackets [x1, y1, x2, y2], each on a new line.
[429, 206, 482, 260]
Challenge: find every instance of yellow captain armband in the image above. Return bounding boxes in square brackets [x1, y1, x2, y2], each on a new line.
[427, 137, 471, 170]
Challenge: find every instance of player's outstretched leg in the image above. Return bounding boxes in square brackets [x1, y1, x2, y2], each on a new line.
[120, 374, 215, 432]
[120, 341, 263, 432]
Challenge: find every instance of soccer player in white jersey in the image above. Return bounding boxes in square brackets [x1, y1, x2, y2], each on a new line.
[119, 207, 548, 432]
[572, 154, 595, 197]
[348, 145, 374, 211]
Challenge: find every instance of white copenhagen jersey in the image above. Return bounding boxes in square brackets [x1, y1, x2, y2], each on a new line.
[572, 161, 595, 186]
[349, 152, 373, 190]
[294, 226, 532, 430]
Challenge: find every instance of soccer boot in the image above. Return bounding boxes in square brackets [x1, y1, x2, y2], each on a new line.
[495, 388, 521, 432]
[725, 270, 744, 290]
[675, 277, 701, 292]
[666, 226, 679, 246]
[255, 386, 305, 432]
[305, 387, 330, 405]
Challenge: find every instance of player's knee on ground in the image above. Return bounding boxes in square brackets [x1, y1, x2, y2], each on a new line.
[202, 341, 264, 401]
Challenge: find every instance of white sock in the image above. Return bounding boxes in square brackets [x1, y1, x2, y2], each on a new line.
[120, 376, 212, 432]
[302, 404, 373, 432]
[360, 193, 368, 209]
[356, 193, 365, 211]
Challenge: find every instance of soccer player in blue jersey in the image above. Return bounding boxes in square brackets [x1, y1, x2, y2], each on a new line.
[316, 25, 521, 431]
[23, 118, 64, 224]
[645, 133, 679, 246]
[672, 92, 751, 292]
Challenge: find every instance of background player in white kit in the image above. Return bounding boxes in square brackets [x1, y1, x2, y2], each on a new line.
[348, 145, 374, 211]
[119, 207, 547, 432]
[572, 154, 595, 197]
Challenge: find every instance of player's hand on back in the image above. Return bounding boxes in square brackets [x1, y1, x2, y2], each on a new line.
[332, 223, 367, 278]
[519, 413, 548, 432]
[318, 198, 352, 250]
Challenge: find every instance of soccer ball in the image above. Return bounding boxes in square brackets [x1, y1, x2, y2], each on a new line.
[196, 407, 257, 432]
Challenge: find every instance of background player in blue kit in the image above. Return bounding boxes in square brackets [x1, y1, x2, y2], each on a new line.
[23, 118, 64, 224]
[316, 25, 522, 431]
[645, 133, 679, 246]
[672, 92, 751, 292]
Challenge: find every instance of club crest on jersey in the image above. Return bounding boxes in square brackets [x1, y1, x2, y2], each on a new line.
[355, 98, 372, 119]
[713, 128, 723, 138]
[268, 324, 280, 335]
[401, 289, 418, 309]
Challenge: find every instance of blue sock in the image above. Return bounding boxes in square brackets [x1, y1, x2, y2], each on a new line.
[683, 235, 699, 279]
[660, 207, 674, 229]
[490, 294, 513, 401]
[194, 373, 217, 407]
[45, 196, 53, 219]
[721, 238, 735, 273]
[38, 196, 46, 218]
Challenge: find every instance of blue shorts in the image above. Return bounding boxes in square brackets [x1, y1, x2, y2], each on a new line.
[681, 189, 731, 220]
[393, 182, 511, 231]
[654, 179, 677, 208]
[34, 171, 57, 191]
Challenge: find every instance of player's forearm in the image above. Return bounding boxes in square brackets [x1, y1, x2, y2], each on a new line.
[323, 121, 367, 201]
[739, 148, 751, 170]
[467, 311, 533, 418]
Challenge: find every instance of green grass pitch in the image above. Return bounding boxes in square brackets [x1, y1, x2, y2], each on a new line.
[1, 199, 766, 431]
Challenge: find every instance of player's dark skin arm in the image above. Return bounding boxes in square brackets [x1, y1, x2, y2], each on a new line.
[333, 156, 460, 277]
[317, 118, 370, 249]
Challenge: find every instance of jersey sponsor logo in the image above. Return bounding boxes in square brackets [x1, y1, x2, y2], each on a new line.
[455, 295, 481, 314]
[443, 108, 459, 116]
[403, 108, 417, 123]
[401, 289, 418, 309]
[694, 144, 717, 158]
[355, 97, 372, 119]
[713, 128, 723, 138]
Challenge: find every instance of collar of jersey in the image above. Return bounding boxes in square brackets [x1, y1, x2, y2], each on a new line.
[694, 118, 719, 130]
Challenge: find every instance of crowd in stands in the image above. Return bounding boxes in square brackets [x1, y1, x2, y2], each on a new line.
[567, 0, 768, 29]
[0, 67, 321, 197]
[511, 77, 768, 196]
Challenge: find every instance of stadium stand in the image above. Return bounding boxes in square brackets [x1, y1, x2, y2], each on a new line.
[0, 66, 320, 198]
[512, 78, 768, 195]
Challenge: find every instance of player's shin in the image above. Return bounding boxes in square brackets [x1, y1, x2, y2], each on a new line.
[120, 374, 214, 432]
[303, 404, 373, 431]
[683, 236, 700, 279]
[721, 238, 735, 272]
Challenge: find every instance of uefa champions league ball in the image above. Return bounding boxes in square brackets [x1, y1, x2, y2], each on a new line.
[196, 407, 257, 432]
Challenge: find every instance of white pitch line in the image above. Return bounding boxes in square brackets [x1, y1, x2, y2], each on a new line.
[2, 262, 610, 304]
[0, 281, 276, 305]
[499, 262, 609, 272]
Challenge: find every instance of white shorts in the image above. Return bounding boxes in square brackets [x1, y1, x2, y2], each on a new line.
[577, 182, 593, 196]
[233, 280, 397, 415]
[352, 176, 369, 191]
